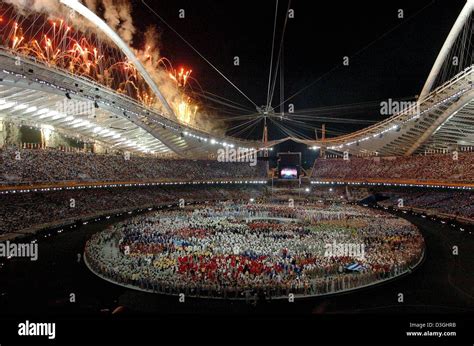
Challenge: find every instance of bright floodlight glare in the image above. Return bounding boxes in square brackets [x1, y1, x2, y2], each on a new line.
[305, 188, 310, 192]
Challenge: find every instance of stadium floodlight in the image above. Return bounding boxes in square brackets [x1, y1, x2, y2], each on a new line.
[13, 104, 28, 111]
[0, 101, 15, 110]
[40, 124, 54, 131]
[33, 108, 49, 117]
[51, 112, 65, 120]
[69, 118, 83, 125]
[39, 111, 57, 119]
[25, 106, 38, 113]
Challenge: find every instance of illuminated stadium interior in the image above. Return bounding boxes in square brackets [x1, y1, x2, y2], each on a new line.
[0, 0, 473, 345]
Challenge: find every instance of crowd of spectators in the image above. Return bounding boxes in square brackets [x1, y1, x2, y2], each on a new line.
[0, 185, 266, 235]
[312, 153, 474, 183]
[85, 203, 424, 299]
[378, 190, 474, 219]
[0, 147, 267, 185]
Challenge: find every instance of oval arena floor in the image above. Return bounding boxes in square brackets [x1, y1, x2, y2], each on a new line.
[0, 205, 473, 316]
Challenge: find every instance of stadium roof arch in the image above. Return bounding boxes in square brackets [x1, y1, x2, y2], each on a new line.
[0, 48, 263, 158]
[297, 67, 473, 156]
[269, 0, 474, 157]
[0, 0, 472, 159]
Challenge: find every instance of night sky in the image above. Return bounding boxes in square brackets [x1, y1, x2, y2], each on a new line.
[132, 0, 465, 146]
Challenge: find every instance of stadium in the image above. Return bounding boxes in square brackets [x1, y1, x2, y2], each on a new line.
[0, 0, 473, 344]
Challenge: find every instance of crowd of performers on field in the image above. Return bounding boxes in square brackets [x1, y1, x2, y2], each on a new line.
[85, 202, 424, 299]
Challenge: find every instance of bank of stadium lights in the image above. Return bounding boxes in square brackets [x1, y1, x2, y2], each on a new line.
[182, 131, 209, 143]
[158, 121, 243, 149]
[252, 147, 271, 151]
[310, 180, 474, 191]
[0, 180, 267, 195]
[147, 115, 229, 147]
[2, 69, 26, 80]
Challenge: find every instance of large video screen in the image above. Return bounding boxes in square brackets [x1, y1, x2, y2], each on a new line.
[280, 167, 298, 179]
[278, 152, 301, 179]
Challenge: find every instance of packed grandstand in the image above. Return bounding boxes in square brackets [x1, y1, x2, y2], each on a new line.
[2, 146, 474, 187]
[0, 146, 267, 185]
[312, 153, 474, 183]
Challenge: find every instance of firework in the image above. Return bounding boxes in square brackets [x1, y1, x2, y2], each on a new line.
[169, 67, 192, 88]
[176, 97, 198, 124]
[0, 2, 201, 124]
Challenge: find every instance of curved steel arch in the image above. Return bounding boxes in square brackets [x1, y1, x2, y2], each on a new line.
[419, 0, 474, 100]
[60, 0, 177, 120]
